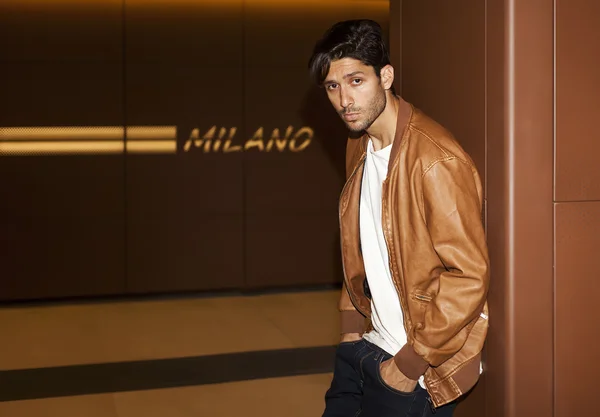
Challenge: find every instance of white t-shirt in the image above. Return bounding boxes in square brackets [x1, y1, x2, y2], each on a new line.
[359, 139, 426, 387]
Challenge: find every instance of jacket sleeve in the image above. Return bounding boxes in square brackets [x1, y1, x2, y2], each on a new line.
[339, 282, 366, 334]
[394, 158, 490, 379]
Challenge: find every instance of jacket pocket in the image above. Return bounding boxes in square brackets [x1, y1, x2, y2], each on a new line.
[411, 289, 433, 303]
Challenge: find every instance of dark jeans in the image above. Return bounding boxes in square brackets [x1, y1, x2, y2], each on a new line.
[322, 339, 456, 417]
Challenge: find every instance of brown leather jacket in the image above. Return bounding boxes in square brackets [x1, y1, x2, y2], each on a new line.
[338, 102, 490, 408]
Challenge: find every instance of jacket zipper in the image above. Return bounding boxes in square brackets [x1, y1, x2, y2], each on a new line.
[381, 178, 436, 399]
[381, 178, 411, 330]
[339, 153, 367, 316]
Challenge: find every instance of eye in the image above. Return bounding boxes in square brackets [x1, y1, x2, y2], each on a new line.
[351, 78, 363, 85]
[326, 83, 338, 91]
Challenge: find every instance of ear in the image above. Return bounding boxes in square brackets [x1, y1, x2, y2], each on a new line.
[380, 65, 395, 91]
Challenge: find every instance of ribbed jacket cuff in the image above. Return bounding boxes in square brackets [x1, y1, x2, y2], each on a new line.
[340, 310, 365, 334]
[394, 344, 429, 380]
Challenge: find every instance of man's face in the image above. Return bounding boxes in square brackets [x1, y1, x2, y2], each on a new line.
[323, 58, 387, 133]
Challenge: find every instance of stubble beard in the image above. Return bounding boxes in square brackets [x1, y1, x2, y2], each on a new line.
[342, 90, 387, 133]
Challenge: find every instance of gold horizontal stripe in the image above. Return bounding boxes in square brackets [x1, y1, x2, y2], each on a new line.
[0, 127, 124, 141]
[126, 140, 177, 153]
[0, 140, 177, 155]
[126, 126, 177, 141]
[0, 126, 178, 141]
[0, 141, 124, 155]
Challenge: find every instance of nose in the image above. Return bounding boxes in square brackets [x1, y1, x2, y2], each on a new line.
[339, 87, 353, 110]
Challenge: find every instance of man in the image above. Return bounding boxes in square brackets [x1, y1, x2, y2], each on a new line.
[308, 20, 490, 417]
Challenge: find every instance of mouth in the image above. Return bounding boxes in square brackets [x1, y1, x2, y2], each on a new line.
[343, 113, 360, 122]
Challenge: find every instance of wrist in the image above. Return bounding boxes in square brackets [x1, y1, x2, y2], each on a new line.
[340, 332, 362, 343]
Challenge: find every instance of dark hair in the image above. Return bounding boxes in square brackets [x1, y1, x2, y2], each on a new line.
[308, 19, 395, 95]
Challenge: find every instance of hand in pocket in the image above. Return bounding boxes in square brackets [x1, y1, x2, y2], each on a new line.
[379, 358, 418, 393]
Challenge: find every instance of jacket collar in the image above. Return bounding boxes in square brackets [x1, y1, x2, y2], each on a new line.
[351, 97, 414, 174]
[387, 98, 414, 172]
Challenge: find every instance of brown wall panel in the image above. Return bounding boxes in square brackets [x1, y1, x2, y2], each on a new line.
[401, 0, 486, 176]
[124, 63, 244, 293]
[0, 0, 122, 63]
[0, 64, 123, 126]
[126, 211, 244, 292]
[555, 0, 600, 202]
[486, 1, 555, 416]
[245, 214, 343, 288]
[509, 2, 554, 415]
[0, 155, 126, 300]
[0, 60, 125, 300]
[0, 1, 126, 301]
[483, 0, 507, 414]
[555, 202, 600, 417]
[123, 0, 245, 293]
[125, 0, 243, 65]
[554, 1, 600, 415]
[389, 0, 401, 95]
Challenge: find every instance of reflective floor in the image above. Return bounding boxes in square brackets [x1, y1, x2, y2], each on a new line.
[0, 289, 340, 416]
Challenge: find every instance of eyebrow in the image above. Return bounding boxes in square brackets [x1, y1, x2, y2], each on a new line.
[343, 71, 365, 79]
[323, 71, 365, 86]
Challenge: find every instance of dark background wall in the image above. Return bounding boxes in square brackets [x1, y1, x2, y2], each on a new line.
[0, 0, 389, 301]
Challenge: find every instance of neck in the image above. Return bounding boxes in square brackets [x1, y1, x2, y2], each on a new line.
[366, 94, 409, 151]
